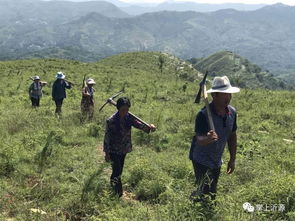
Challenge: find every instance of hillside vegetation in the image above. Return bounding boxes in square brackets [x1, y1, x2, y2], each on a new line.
[0, 52, 294, 220]
[189, 51, 290, 89]
[1, 2, 295, 78]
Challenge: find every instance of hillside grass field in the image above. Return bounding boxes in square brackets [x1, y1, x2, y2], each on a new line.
[0, 52, 294, 220]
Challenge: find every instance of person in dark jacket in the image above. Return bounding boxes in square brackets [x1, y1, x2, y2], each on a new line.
[29, 76, 47, 107]
[52, 72, 72, 115]
[103, 97, 156, 197]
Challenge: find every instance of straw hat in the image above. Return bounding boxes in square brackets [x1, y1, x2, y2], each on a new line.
[207, 76, 240, 94]
[33, 76, 40, 80]
[86, 78, 96, 85]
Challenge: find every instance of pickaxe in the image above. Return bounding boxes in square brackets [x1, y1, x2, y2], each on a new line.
[81, 74, 86, 89]
[195, 71, 215, 131]
[99, 90, 123, 112]
[99, 91, 152, 132]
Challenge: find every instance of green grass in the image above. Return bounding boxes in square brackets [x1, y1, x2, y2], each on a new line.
[0, 52, 294, 220]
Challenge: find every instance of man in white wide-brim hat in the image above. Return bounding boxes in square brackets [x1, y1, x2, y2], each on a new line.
[189, 76, 240, 203]
[81, 78, 96, 120]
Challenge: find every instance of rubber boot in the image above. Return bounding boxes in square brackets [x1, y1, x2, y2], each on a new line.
[111, 177, 123, 197]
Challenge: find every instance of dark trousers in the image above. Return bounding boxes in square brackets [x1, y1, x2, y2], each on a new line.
[191, 161, 221, 201]
[54, 98, 64, 114]
[31, 97, 40, 107]
[110, 153, 126, 197]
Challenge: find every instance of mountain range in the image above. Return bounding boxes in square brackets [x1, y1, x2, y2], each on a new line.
[120, 2, 266, 15]
[0, 0, 129, 26]
[58, 0, 266, 13]
[0, 0, 294, 84]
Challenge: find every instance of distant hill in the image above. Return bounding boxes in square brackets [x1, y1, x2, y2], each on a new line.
[189, 51, 289, 90]
[121, 2, 266, 15]
[0, 2, 295, 85]
[273, 69, 295, 86]
[0, 0, 129, 26]
[1, 46, 106, 62]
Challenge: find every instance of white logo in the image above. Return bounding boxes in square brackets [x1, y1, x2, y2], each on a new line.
[243, 202, 255, 213]
[243, 202, 285, 213]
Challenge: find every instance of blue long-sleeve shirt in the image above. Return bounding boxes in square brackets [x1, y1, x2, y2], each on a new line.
[52, 79, 71, 100]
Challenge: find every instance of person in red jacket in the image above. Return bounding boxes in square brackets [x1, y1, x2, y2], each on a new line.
[103, 97, 156, 197]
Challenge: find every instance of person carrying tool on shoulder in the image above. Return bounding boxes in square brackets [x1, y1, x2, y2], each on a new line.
[81, 78, 96, 120]
[52, 72, 72, 115]
[189, 76, 240, 203]
[28, 75, 47, 107]
[103, 97, 156, 197]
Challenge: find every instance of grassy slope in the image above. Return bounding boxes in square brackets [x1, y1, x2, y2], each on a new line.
[0, 52, 294, 220]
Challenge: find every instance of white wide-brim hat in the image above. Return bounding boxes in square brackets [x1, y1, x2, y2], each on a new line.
[86, 78, 96, 85]
[33, 75, 40, 80]
[56, 72, 65, 79]
[207, 76, 240, 94]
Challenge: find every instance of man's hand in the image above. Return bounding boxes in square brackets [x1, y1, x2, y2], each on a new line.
[207, 130, 218, 143]
[196, 130, 218, 146]
[105, 152, 111, 162]
[227, 159, 235, 174]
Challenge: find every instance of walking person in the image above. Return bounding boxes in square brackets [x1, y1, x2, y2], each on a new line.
[28, 76, 47, 107]
[81, 78, 96, 121]
[103, 97, 156, 197]
[52, 72, 72, 115]
[189, 76, 240, 203]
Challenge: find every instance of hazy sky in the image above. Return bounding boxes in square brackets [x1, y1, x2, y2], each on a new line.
[120, 0, 295, 5]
